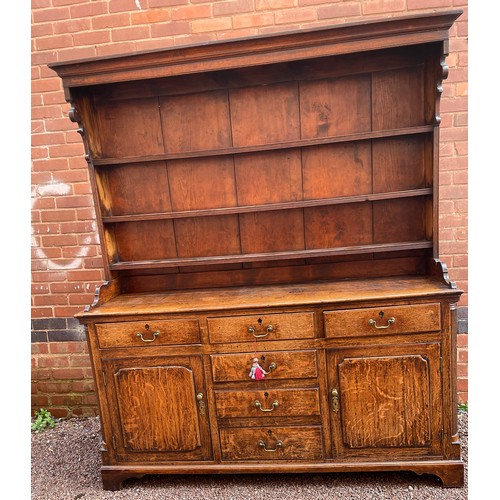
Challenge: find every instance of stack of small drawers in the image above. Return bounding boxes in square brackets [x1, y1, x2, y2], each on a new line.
[208, 311, 324, 461]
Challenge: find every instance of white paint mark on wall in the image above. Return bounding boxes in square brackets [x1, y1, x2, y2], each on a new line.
[135, 0, 142, 10]
[35, 181, 71, 197]
[32, 180, 90, 269]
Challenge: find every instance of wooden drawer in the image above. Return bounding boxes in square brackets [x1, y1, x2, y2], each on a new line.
[215, 388, 320, 419]
[95, 319, 201, 348]
[324, 303, 441, 338]
[207, 312, 315, 343]
[211, 350, 318, 383]
[220, 426, 323, 461]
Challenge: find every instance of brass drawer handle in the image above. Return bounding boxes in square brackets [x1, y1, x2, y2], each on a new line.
[258, 439, 283, 452]
[368, 317, 395, 329]
[254, 399, 279, 412]
[136, 324, 160, 342]
[248, 324, 274, 338]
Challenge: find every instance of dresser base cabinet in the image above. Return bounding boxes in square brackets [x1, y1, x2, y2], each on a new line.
[50, 9, 465, 491]
[77, 277, 464, 490]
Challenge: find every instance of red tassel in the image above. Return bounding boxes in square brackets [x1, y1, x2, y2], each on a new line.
[249, 357, 267, 380]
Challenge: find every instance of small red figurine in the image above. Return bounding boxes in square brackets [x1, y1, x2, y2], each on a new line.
[249, 357, 268, 380]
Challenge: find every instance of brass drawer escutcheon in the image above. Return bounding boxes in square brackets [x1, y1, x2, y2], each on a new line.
[196, 392, 206, 416]
[331, 388, 340, 413]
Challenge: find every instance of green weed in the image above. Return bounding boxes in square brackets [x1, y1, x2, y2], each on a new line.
[31, 408, 57, 432]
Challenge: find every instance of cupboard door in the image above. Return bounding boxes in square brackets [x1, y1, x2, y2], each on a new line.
[102, 355, 212, 462]
[327, 343, 443, 460]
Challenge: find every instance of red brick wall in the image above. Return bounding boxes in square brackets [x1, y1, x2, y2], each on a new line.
[31, 341, 97, 417]
[31, 0, 469, 417]
[457, 332, 468, 403]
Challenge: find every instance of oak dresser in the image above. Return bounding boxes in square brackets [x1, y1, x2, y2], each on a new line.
[49, 9, 464, 490]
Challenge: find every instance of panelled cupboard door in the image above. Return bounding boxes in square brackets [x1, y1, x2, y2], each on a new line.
[101, 355, 212, 462]
[327, 343, 443, 461]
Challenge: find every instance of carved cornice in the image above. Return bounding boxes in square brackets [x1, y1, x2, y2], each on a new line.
[48, 10, 462, 89]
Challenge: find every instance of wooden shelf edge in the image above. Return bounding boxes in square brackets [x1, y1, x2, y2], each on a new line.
[109, 241, 433, 271]
[102, 188, 433, 224]
[92, 125, 434, 166]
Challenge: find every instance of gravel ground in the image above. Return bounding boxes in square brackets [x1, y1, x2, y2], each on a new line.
[31, 413, 468, 499]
